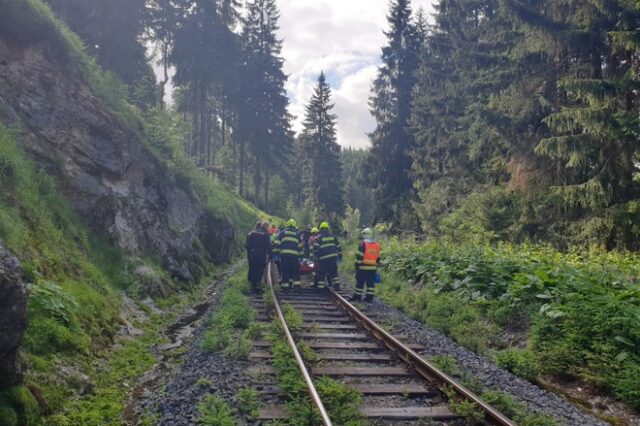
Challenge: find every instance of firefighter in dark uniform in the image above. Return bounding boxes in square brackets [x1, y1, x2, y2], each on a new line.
[246, 221, 271, 293]
[351, 228, 381, 302]
[277, 219, 303, 290]
[312, 222, 342, 290]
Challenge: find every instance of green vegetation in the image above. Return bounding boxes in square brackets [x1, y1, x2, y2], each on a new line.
[201, 267, 256, 360]
[365, 0, 640, 250]
[0, 0, 270, 245]
[431, 356, 558, 425]
[237, 387, 260, 421]
[267, 305, 364, 425]
[379, 239, 640, 409]
[197, 395, 235, 426]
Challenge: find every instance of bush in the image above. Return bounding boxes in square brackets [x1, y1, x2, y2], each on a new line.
[380, 239, 640, 409]
[236, 388, 259, 420]
[0, 405, 18, 426]
[197, 395, 235, 426]
[494, 349, 540, 382]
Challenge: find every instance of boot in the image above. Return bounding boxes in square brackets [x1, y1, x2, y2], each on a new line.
[349, 294, 361, 302]
[364, 295, 374, 303]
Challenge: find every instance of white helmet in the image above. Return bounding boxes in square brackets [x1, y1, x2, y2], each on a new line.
[361, 228, 373, 239]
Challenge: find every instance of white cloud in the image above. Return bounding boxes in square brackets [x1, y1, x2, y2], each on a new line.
[277, 0, 436, 148]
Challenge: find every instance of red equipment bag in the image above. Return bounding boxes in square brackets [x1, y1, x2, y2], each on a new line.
[299, 259, 318, 274]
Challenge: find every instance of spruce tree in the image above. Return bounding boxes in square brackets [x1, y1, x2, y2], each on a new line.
[368, 0, 422, 227]
[300, 73, 345, 220]
[237, 0, 293, 206]
[171, 0, 242, 166]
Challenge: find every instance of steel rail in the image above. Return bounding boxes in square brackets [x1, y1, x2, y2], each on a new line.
[327, 287, 516, 426]
[266, 263, 333, 426]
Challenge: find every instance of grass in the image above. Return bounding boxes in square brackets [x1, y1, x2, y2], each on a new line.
[378, 238, 640, 411]
[267, 304, 365, 425]
[0, 1, 276, 423]
[200, 266, 256, 360]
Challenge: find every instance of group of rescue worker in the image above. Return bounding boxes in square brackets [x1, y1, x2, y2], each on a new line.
[245, 219, 381, 302]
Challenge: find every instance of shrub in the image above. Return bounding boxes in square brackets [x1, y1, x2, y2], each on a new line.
[380, 239, 640, 409]
[236, 388, 259, 420]
[197, 395, 235, 426]
[494, 349, 540, 382]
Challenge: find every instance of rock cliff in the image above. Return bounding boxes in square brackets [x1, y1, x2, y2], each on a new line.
[0, 39, 234, 281]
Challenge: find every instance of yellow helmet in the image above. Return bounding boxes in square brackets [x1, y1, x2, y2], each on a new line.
[319, 222, 330, 230]
[311, 227, 319, 233]
[286, 218, 298, 228]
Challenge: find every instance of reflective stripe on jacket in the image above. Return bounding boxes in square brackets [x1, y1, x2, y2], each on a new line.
[312, 232, 342, 261]
[278, 228, 302, 257]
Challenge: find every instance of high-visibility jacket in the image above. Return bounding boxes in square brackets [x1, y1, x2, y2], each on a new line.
[356, 240, 380, 271]
[312, 232, 342, 261]
[272, 234, 281, 256]
[277, 227, 302, 258]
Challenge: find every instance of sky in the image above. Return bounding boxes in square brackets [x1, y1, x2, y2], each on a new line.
[277, 0, 436, 149]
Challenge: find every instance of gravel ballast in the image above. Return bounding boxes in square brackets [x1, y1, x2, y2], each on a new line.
[360, 298, 609, 426]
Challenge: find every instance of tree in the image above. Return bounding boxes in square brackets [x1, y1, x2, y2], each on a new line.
[237, 0, 294, 205]
[299, 73, 345, 221]
[342, 149, 375, 226]
[170, 0, 242, 167]
[368, 0, 423, 227]
[44, 0, 157, 107]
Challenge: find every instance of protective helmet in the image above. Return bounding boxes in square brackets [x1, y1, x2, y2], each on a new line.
[311, 227, 319, 234]
[286, 218, 297, 228]
[319, 222, 330, 230]
[361, 228, 373, 239]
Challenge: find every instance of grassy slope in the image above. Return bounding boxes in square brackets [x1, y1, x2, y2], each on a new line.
[377, 239, 640, 416]
[0, 1, 274, 424]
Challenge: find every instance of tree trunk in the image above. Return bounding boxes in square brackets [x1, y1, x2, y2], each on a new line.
[239, 138, 245, 197]
[199, 85, 207, 167]
[265, 168, 270, 208]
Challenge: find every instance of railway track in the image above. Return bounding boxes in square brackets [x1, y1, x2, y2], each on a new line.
[249, 263, 515, 425]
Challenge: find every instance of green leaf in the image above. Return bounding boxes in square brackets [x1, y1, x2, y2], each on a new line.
[614, 336, 635, 347]
[615, 351, 629, 362]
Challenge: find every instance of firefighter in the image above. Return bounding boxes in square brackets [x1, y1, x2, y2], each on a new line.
[246, 221, 271, 293]
[312, 222, 342, 290]
[351, 228, 381, 302]
[277, 219, 303, 290]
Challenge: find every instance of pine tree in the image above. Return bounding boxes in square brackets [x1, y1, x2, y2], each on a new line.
[368, 0, 422, 227]
[171, 0, 242, 167]
[237, 0, 293, 205]
[419, 0, 520, 217]
[300, 73, 345, 220]
[44, 0, 157, 107]
[530, 0, 640, 248]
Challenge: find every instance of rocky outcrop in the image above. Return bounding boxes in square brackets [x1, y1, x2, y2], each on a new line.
[0, 39, 235, 279]
[0, 241, 27, 388]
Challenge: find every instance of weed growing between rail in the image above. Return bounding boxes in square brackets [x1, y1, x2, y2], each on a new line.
[429, 357, 560, 425]
[267, 300, 364, 425]
[379, 239, 640, 410]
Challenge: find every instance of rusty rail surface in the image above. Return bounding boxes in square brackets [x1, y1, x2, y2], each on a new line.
[266, 263, 333, 426]
[327, 287, 516, 426]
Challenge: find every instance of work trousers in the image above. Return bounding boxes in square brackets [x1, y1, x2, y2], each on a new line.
[280, 256, 301, 288]
[247, 254, 266, 287]
[317, 259, 340, 288]
[354, 269, 376, 301]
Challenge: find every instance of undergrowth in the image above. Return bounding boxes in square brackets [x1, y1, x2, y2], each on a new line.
[379, 239, 640, 410]
[267, 304, 364, 425]
[201, 266, 256, 360]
